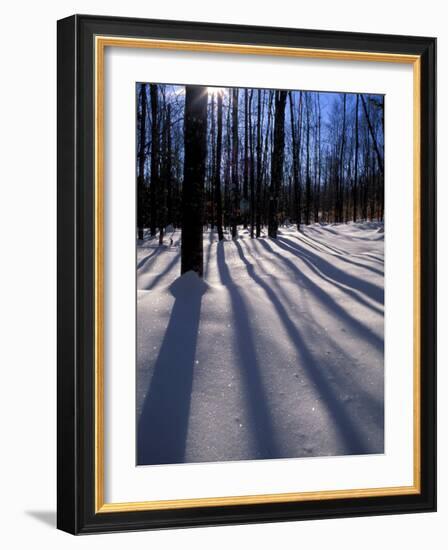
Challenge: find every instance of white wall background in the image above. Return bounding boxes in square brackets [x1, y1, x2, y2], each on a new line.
[0, 1, 444, 548]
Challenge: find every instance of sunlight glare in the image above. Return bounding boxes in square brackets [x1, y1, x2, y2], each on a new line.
[207, 86, 227, 96]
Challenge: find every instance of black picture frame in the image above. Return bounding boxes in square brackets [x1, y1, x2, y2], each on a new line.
[57, 14, 436, 534]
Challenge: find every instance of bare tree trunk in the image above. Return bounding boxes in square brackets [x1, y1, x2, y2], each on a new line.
[314, 94, 321, 223]
[305, 93, 311, 225]
[215, 91, 224, 241]
[268, 90, 287, 238]
[363, 127, 370, 220]
[149, 84, 159, 237]
[166, 104, 173, 228]
[210, 93, 216, 229]
[255, 90, 263, 238]
[338, 93, 347, 223]
[353, 94, 359, 222]
[289, 91, 302, 231]
[231, 89, 239, 239]
[248, 91, 255, 238]
[259, 91, 274, 236]
[181, 86, 208, 276]
[158, 90, 167, 246]
[243, 89, 249, 229]
[137, 84, 147, 240]
[224, 96, 231, 230]
[297, 92, 303, 227]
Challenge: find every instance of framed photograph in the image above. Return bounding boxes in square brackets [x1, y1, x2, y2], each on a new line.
[57, 14, 436, 534]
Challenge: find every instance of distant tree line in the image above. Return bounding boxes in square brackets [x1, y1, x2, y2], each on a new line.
[137, 83, 384, 274]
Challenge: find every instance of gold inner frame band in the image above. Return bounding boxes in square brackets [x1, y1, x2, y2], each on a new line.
[94, 35, 421, 514]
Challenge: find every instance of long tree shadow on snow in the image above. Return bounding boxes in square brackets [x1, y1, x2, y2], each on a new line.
[258, 239, 384, 355]
[136, 247, 160, 271]
[137, 272, 206, 465]
[279, 237, 384, 304]
[293, 233, 384, 277]
[141, 253, 180, 291]
[277, 238, 384, 316]
[234, 240, 380, 455]
[242, 239, 384, 433]
[294, 231, 348, 256]
[216, 241, 282, 459]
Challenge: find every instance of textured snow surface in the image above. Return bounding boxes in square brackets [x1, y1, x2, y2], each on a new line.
[136, 223, 384, 465]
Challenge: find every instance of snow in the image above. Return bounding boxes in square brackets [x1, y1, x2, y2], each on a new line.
[136, 223, 384, 465]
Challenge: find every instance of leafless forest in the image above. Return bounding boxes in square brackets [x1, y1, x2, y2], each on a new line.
[136, 83, 385, 465]
[137, 84, 384, 275]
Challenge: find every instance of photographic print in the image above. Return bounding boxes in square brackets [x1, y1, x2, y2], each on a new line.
[136, 83, 385, 466]
[57, 17, 436, 533]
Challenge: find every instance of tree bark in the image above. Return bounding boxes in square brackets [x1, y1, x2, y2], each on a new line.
[158, 92, 168, 246]
[224, 97, 231, 230]
[215, 91, 224, 241]
[289, 91, 302, 231]
[243, 89, 249, 229]
[268, 90, 287, 238]
[137, 84, 147, 240]
[248, 91, 255, 238]
[353, 94, 359, 222]
[255, 89, 263, 238]
[181, 86, 208, 276]
[259, 91, 274, 236]
[149, 84, 159, 236]
[166, 104, 173, 228]
[305, 93, 311, 225]
[209, 93, 216, 229]
[314, 94, 321, 223]
[337, 93, 347, 223]
[231, 88, 239, 239]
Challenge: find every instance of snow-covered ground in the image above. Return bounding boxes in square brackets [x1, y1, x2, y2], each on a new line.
[136, 223, 384, 465]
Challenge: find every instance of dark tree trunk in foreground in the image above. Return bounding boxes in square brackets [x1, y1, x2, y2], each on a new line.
[209, 94, 216, 229]
[305, 93, 311, 225]
[259, 91, 274, 236]
[314, 94, 321, 223]
[215, 91, 224, 241]
[337, 93, 347, 223]
[166, 104, 173, 228]
[137, 85, 147, 240]
[149, 84, 159, 236]
[255, 89, 263, 238]
[158, 97, 168, 246]
[181, 86, 208, 276]
[224, 102, 231, 229]
[289, 91, 302, 231]
[231, 88, 239, 239]
[248, 91, 255, 238]
[353, 94, 359, 222]
[243, 90, 249, 228]
[268, 90, 287, 238]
